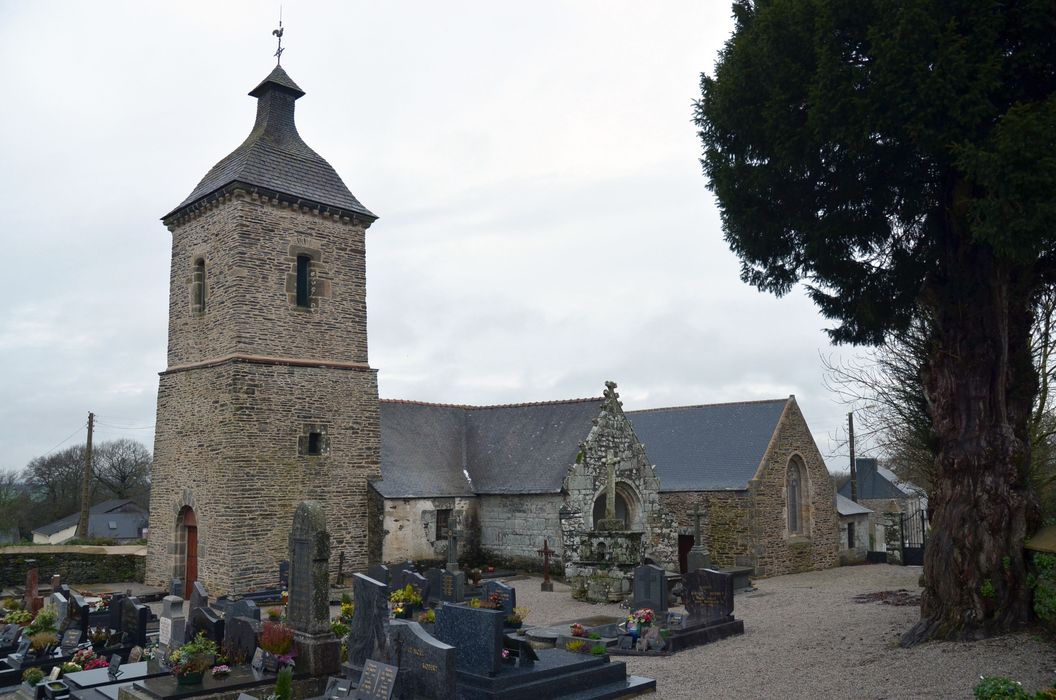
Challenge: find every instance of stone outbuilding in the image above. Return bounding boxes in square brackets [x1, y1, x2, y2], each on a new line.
[835, 494, 872, 564]
[375, 389, 839, 580]
[838, 457, 928, 565]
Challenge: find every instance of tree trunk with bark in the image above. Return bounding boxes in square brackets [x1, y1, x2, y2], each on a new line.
[901, 212, 1040, 646]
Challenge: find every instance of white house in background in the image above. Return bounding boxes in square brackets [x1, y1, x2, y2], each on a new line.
[836, 493, 872, 564]
[31, 499, 148, 544]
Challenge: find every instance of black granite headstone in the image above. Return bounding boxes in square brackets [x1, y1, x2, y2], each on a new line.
[480, 580, 515, 617]
[69, 594, 90, 642]
[433, 604, 504, 677]
[189, 606, 225, 645]
[0, 624, 19, 646]
[120, 598, 149, 647]
[223, 616, 261, 666]
[59, 629, 81, 654]
[366, 565, 389, 586]
[683, 569, 734, 624]
[279, 561, 290, 590]
[386, 621, 455, 700]
[107, 655, 122, 679]
[356, 659, 398, 700]
[190, 582, 209, 616]
[225, 599, 261, 622]
[403, 571, 429, 604]
[423, 569, 442, 604]
[631, 564, 668, 613]
[107, 594, 126, 632]
[501, 634, 538, 668]
[348, 574, 389, 671]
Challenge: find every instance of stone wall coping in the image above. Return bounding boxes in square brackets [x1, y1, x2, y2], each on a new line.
[161, 353, 375, 376]
[0, 545, 146, 555]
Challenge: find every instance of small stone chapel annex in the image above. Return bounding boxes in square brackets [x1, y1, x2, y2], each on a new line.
[146, 62, 838, 597]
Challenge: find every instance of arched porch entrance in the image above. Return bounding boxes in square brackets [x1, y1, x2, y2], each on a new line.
[175, 506, 198, 598]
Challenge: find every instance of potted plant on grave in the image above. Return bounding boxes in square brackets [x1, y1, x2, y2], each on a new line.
[26, 608, 57, 636]
[169, 633, 219, 685]
[417, 608, 435, 625]
[388, 585, 422, 619]
[22, 667, 45, 690]
[258, 621, 296, 672]
[625, 608, 655, 642]
[478, 593, 501, 610]
[569, 623, 586, 638]
[2, 609, 32, 627]
[87, 627, 109, 650]
[83, 658, 109, 671]
[505, 607, 530, 629]
[28, 631, 59, 657]
[43, 680, 69, 700]
[59, 662, 82, 677]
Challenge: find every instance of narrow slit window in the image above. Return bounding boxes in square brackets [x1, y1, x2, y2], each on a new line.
[193, 259, 206, 312]
[296, 255, 311, 308]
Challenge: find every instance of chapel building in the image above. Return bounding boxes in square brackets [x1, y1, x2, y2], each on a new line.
[146, 65, 381, 596]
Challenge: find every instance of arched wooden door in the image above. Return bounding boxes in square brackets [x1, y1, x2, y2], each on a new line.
[177, 507, 198, 598]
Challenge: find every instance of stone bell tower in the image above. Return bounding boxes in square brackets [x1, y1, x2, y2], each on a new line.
[146, 64, 381, 596]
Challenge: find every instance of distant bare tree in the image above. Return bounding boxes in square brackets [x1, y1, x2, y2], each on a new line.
[22, 445, 88, 525]
[93, 439, 151, 501]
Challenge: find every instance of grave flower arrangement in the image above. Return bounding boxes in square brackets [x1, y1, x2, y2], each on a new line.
[88, 627, 109, 645]
[22, 668, 45, 686]
[60, 662, 82, 676]
[417, 608, 436, 624]
[169, 633, 219, 684]
[388, 585, 423, 619]
[83, 658, 109, 671]
[629, 608, 655, 626]
[505, 606, 530, 628]
[71, 649, 98, 666]
[339, 593, 355, 622]
[28, 631, 58, 654]
[569, 623, 586, 638]
[210, 664, 230, 678]
[25, 608, 58, 636]
[259, 621, 296, 671]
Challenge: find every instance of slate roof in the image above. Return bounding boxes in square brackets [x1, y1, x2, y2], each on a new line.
[836, 493, 872, 516]
[164, 65, 375, 222]
[32, 499, 146, 537]
[627, 399, 790, 491]
[374, 398, 604, 498]
[838, 458, 925, 501]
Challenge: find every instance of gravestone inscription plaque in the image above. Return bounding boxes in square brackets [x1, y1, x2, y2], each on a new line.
[356, 659, 398, 700]
[683, 569, 734, 624]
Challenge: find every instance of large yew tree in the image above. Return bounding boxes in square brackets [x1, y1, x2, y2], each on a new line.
[696, 0, 1055, 643]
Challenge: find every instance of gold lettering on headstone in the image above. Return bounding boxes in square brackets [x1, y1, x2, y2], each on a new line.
[422, 663, 438, 672]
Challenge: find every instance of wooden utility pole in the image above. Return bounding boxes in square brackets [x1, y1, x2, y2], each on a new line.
[848, 411, 858, 502]
[76, 412, 94, 538]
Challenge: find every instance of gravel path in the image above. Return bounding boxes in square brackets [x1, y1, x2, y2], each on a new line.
[509, 565, 1055, 699]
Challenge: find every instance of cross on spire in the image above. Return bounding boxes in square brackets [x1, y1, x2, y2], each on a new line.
[272, 8, 285, 65]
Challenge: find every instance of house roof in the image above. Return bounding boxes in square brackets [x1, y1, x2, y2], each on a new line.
[836, 493, 872, 516]
[86, 512, 147, 540]
[374, 398, 603, 498]
[164, 65, 375, 222]
[838, 458, 925, 501]
[626, 398, 790, 491]
[32, 499, 146, 537]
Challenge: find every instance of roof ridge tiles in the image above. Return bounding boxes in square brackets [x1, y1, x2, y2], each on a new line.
[626, 396, 790, 414]
[380, 396, 603, 410]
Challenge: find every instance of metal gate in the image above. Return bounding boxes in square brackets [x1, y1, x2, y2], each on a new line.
[900, 509, 928, 566]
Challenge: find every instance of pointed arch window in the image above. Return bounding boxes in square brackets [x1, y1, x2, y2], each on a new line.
[192, 258, 206, 313]
[787, 457, 806, 535]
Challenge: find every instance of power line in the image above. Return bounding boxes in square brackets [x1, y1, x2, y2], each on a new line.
[38, 422, 88, 458]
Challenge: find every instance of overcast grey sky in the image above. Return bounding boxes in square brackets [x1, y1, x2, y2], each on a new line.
[0, 1, 866, 475]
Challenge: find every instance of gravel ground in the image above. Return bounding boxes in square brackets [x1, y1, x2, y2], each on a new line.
[509, 565, 1055, 700]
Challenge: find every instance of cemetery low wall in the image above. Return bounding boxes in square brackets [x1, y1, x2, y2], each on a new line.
[0, 547, 145, 586]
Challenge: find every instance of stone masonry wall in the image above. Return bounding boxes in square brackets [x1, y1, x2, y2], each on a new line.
[148, 195, 380, 595]
[748, 399, 838, 577]
[0, 551, 144, 587]
[147, 361, 380, 594]
[660, 490, 755, 569]
[380, 496, 479, 565]
[164, 193, 370, 367]
[478, 494, 565, 570]
[561, 382, 677, 575]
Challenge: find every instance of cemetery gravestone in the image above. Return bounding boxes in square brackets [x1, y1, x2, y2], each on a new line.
[0, 624, 19, 647]
[107, 594, 126, 633]
[51, 592, 69, 630]
[356, 658, 398, 700]
[348, 573, 389, 674]
[170, 579, 182, 598]
[287, 501, 340, 675]
[24, 561, 42, 614]
[224, 616, 261, 666]
[438, 571, 464, 604]
[405, 572, 429, 606]
[189, 606, 225, 645]
[60, 629, 82, 654]
[69, 594, 90, 642]
[366, 565, 389, 586]
[631, 564, 668, 613]
[107, 655, 122, 679]
[423, 569, 443, 605]
[501, 634, 538, 668]
[159, 595, 186, 659]
[279, 560, 290, 590]
[386, 621, 455, 700]
[480, 580, 515, 617]
[683, 569, 734, 624]
[433, 604, 504, 677]
[250, 648, 264, 672]
[225, 599, 261, 623]
[120, 598, 150, 648]
[190, 582, 209, 618]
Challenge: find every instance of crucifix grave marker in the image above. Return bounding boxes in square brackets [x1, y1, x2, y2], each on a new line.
[537, 539, 555, 592]
[686, 503, 712, 572]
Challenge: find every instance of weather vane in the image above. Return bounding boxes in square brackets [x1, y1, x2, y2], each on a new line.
[272, 6, 285, 65]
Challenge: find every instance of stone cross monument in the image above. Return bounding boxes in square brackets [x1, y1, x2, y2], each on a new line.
[595, 451, 624, 531]
[288, 501, 340, 675]
[686, 503, 711, 572]
[446, 523, 460, 573]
